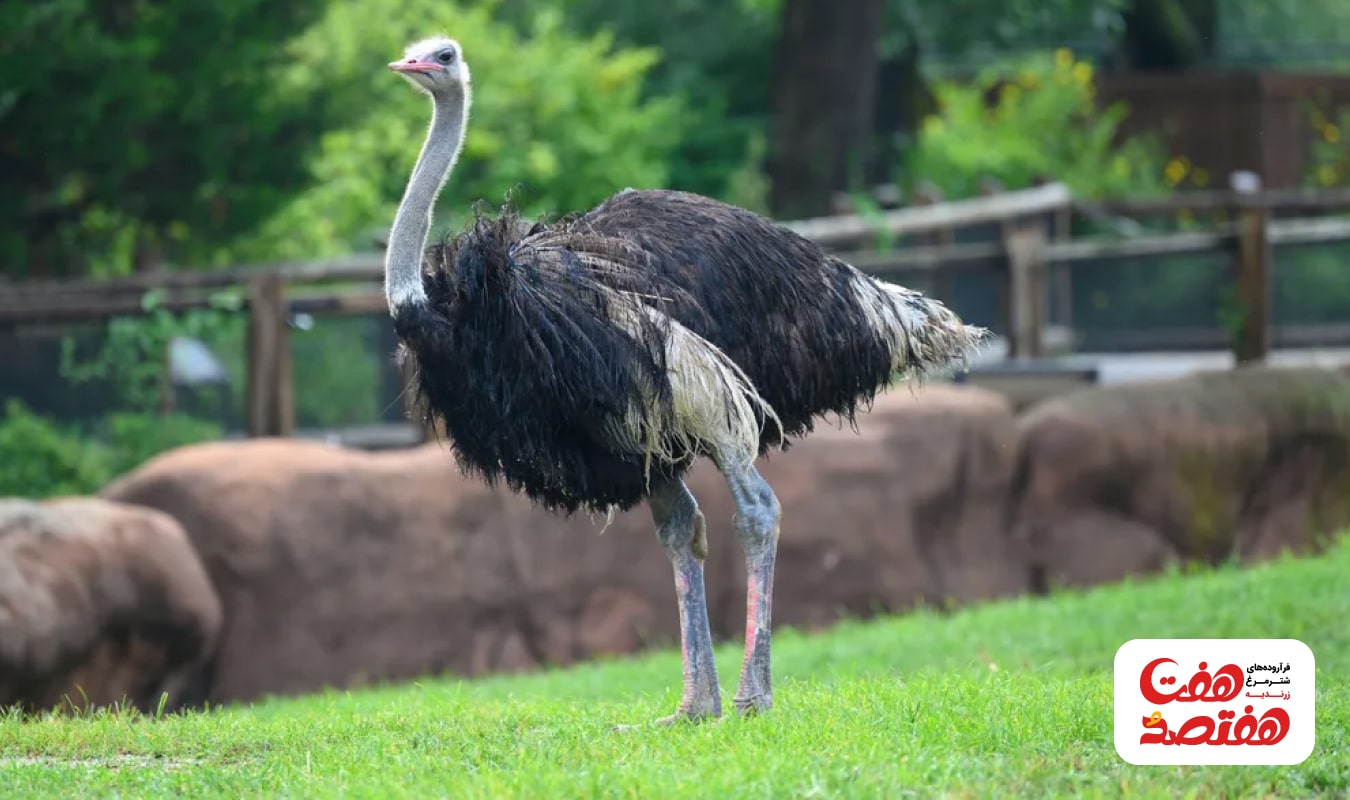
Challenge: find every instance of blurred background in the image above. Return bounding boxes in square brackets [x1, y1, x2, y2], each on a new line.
[7, 0, 1350, 724]
[3, 0, 1350, 490]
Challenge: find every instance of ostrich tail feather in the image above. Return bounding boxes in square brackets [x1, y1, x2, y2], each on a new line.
[846, 268, 990, 382]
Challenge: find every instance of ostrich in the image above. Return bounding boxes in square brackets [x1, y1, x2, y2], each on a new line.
[386, 36, 988, 724]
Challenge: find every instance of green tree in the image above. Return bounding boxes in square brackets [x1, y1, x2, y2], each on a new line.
[1217, 1, 1350, 69]
[0, 401, 110, 498]
[495, 0, 780, 203]
[0, 0, 331, 278]
[230, 0, 684, 261]
[760, 0, 1135, 215]
[905, 49, 1168, 199]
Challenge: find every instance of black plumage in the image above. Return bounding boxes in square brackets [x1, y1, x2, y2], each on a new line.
[582, 189, 914, 443]
[394, 189, 968, 516]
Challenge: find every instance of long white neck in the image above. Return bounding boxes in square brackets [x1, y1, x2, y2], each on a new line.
[385, 83, 470, 314]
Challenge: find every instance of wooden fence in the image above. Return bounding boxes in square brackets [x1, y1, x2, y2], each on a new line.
[3, 173, 1350, 441]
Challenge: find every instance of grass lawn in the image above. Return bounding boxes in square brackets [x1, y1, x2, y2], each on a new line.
[3, 539, 1348, 799]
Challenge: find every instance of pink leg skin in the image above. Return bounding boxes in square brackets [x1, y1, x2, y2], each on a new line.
[726, 465, 781, 715]
[622, 478, 721, 727]
[662, 527, 721, 723]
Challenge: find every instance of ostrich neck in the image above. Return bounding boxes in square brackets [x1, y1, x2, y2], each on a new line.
[385, 87, 469, 314]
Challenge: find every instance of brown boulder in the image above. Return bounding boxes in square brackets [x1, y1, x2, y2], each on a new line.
[0, 497, 222, 714]
[1011, 365, 1350, 591]
[101, 383, 1022, 704]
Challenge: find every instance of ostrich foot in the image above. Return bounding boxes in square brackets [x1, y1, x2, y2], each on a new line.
[614, 701, 720, 731]
[613, 712, 719, 732]
[734, 686, 772, 716]
[613, 670, 722, 731]
[659, 663, 723, 725]
[655, 710, 716, 725]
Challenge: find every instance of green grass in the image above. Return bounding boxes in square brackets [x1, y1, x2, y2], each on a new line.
[3, 540, 1349, 799]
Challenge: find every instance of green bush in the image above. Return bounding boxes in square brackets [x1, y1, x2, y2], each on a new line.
[0, 401, 110, 499]
[0, 401, 225, 499]
[0, 0, 331, 277]
[230, 1, 684, 262]
[905, 49, 1167, 199]
[497, 0, 779, 202]
[96, 412, 224, 479]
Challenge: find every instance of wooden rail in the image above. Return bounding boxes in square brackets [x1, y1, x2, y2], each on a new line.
[1090, 186, 1350, 217]
[4, 176, 1350, 443]
[786, 182, 1074, 249]
[839, 180, 1350, 219]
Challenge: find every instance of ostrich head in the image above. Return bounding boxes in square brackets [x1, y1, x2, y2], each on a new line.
[388, 36, 470, 96]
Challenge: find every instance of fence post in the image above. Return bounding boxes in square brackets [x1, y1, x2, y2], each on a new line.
[1004, 219, 1048, 360]
[246, 272, 294, 437]
[1229, 171, 1272, 364]
[1035, 175, 1075, 328]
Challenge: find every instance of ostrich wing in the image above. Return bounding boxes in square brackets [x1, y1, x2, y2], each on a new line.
[506, 224, 784, 474]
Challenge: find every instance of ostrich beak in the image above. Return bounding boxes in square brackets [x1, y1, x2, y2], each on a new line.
[389, 59, 441, 73]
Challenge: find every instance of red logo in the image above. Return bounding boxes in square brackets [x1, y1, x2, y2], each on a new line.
[1135, 658, 1290, 747]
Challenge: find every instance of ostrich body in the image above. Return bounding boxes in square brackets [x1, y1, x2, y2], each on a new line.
[386, 38, 987, 723]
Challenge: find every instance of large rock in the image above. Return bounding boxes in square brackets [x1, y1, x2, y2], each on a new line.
[1011, 365, 1350, 591]
[101, 383, 1022, 704]
[0, 497, 222, 713]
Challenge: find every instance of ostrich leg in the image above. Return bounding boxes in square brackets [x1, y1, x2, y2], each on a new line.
[649, 477, 722, 723]
[725, 464, 782, 715]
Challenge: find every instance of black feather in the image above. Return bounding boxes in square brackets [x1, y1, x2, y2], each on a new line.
[394, 190, 933, 515]
[579, 189, 899, 443]
[395, 204, 690, 514]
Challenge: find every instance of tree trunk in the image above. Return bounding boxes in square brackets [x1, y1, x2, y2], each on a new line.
[766, 0, 885, 219]
[869, 37, 934, 187]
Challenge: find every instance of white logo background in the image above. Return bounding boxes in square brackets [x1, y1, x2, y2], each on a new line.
[1113, 638, 1316, 765]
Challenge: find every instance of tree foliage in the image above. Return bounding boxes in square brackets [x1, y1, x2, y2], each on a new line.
[0, 401, 111, 498]
[0, 0, 681, 277]
[8, 0, 1347, 279]
[885, 0, 1128, 65]
[0, 399, 222, 498]
[906, 49, 1167, 198]
[1217, 0, 1350, 68]
[229, 0, 684, 262]
[495, 0, 780, 201]
[0, 0, 330, 278]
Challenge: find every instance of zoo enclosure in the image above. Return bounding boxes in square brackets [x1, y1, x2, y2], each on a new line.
[3, 174, 1350, 444]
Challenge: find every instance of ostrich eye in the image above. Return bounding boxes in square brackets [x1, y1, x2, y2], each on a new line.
[436, 50, 455, 64]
